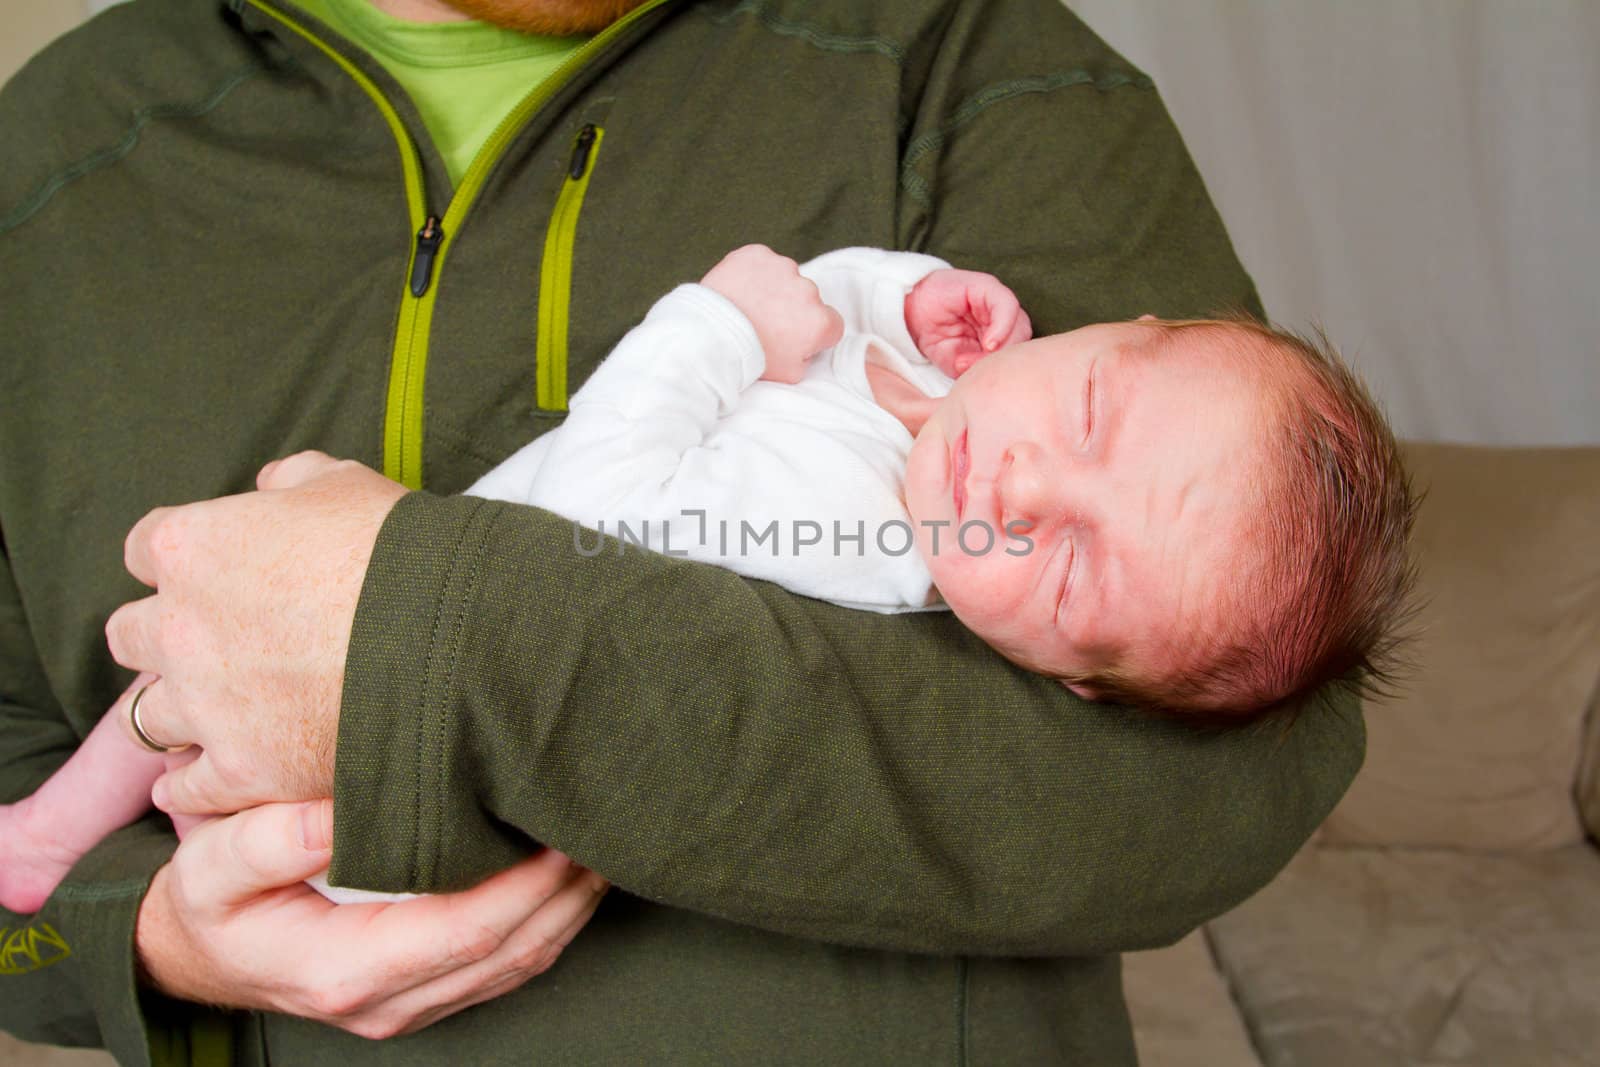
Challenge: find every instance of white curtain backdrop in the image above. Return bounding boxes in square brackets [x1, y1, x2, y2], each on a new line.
[1068, 0, 1599, 445]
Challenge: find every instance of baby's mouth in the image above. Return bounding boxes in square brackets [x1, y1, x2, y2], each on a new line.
[952, 430, 969, 519]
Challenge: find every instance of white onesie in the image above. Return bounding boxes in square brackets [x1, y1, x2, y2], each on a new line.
[467, 247, 958, 613]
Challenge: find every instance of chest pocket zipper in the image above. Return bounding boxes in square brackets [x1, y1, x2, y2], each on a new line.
[536, 123, 604, 413]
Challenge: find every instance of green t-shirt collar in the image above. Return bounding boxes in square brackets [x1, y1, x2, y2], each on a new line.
[303, 0, 578, 68]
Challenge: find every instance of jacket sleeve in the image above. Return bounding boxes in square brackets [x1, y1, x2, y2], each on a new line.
[333, 496, 1362, 957]
[0, 548, 225, 1067]
[328, 2, 1362, 956]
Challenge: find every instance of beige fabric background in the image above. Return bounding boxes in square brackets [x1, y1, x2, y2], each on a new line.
[1319, 444, 1600, 850]
[1210, 845, 1600, 1067]
[1582, 686, 1600, 841]
[0, 0, 83, 88]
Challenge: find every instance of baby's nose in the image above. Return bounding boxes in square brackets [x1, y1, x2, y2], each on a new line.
[999, 441, 1055, 522]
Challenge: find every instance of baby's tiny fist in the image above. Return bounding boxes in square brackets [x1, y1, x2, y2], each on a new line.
[905, 268, 1031, 379]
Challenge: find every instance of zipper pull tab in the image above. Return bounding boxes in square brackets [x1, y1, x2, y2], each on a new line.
[568, 124, 597, 180]
[410, 215, 444, 297]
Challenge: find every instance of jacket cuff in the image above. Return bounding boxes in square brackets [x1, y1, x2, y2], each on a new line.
[331, 491, 528, 892]
[33, 820, 175, 1066]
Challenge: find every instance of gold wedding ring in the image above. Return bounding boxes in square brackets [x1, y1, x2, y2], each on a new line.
[128, 682, 183, 754]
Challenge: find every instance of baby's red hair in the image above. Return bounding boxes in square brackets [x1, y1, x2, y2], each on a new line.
[1061, 316, 1419, 725]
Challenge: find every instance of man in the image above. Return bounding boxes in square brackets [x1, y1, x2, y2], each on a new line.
[0, 0, 1364, 1062]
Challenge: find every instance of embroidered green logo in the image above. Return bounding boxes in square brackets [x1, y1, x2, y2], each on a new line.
[0, 922, 72, 975]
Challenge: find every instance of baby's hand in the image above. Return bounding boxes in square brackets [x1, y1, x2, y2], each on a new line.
[701, 245, 845, 384]
[904, 268, 1033, 377]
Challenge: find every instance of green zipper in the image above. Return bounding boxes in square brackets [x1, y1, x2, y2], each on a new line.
[537, 124, 605, 412]
[247, 0, 672, 489]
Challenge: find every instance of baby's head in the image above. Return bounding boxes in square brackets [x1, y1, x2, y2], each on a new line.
[903, 315, 1416, 722]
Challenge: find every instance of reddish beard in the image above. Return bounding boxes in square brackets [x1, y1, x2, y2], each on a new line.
[441, 0, 653, 34]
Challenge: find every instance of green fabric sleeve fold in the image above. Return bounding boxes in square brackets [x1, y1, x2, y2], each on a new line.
[333, 492, 1363, 955]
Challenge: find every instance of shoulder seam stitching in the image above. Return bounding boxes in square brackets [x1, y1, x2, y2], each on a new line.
[700, 0, 904, 63]
[899, 69, 1154, 207]
[0, 63, 263, 238]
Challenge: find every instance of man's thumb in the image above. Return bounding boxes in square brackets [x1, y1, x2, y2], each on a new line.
[298, 798, 333, 853]
[200, 801, 335, 908]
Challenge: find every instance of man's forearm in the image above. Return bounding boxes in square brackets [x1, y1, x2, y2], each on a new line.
[332, 492, 1364, 955]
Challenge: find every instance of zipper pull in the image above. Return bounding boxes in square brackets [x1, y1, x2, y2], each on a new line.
[410, 215, 444, 297]
[568, 124, 597, 180]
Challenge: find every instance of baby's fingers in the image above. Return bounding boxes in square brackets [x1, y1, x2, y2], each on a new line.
[983, 303, 1032, 351]
[976, 285, 1031, 351]
[815, 304, 845, 352]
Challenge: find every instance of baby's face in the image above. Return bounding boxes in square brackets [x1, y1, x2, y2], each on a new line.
[903, 321, 1275, 692]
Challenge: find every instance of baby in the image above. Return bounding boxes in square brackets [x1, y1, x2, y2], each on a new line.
[478, 244, 1413, 711]
[0, 245, 1414, 913]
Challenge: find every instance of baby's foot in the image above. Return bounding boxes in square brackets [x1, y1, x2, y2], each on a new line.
[0, 798, 85, 914]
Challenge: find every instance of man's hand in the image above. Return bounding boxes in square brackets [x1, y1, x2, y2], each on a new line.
[107, 451, 407, 814]
[138, 800, 609, 1038]
[904, 268, 1033, 378]
[700, 244, 844, 384]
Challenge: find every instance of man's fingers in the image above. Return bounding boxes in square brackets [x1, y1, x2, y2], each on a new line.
[105, 596, 164, 672]
[153, 754, 234, 817]
[256, 458, 283, 488]
[179, 800, 336, 909]
[107, 670, 164, 747]
[123, 506, 178, 587]
[382, 862, 611, 1036]
[154, 831, 604, 1039]
[270, 851, 580, 1031]
[110, 667, 201, 760]
[353, 848, 579, 994]
[460, 865, 608, 994]
[540, 867, 610, 954]
[476, 863, 609, 969]
[257, 450, 340, 491]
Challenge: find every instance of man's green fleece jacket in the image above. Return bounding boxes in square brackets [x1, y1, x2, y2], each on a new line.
[0, 0, 1363, 1063]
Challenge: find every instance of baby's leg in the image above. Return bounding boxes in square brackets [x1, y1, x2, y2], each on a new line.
[0, 687, 168, 913]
